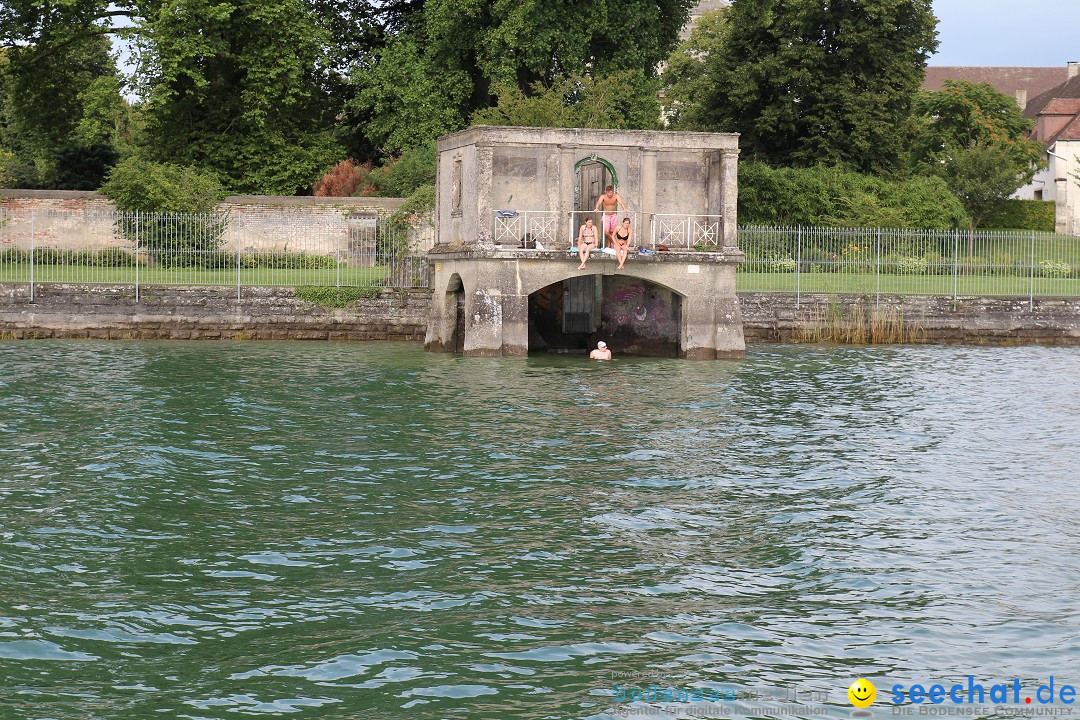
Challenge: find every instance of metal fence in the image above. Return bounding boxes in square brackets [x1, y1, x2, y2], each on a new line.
[738, 225, 1080, 303]
[0, 207, 429, 299]
[5, 208, 1080, 302]
[495, 210, 722, 250]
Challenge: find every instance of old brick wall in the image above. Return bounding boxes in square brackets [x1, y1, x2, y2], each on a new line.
[0, 284, 430, 341]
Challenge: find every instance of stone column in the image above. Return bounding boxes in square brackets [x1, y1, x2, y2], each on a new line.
[681, 294, 718, 360]
[720, 147, 740, 248]
[476, 143, 495, 247]
[501, 293, 529, 356]
[559, 144, 577, 248]
[463, 283, 503, 357]
[641, 149, 658, 246]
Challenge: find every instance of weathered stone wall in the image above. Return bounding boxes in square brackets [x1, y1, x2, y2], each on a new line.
[4, 285, 1080, 346]
[0, 284, 429, 341]
[740, 293, 1080, 344]
[0, 190, 435, 254]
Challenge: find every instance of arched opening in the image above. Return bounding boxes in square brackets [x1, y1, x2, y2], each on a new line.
[574, 155, 618, 217]
[528, 274, 682, 357]
[446, 273, 465, 353]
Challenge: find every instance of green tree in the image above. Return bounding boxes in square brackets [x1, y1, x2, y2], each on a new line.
[701, 0, 938, 173]
[472, 72, 662, 131]
[352, 0, 696, 153]
[99, 156, 228, 263]
[911, 81, 1042, 227]
[934, 145, 1037, 229]
[912, 81, 1041, 167]
[136, 0, 344, 195]
[0, 33, 128, 188]
[661, 7, 728, 130]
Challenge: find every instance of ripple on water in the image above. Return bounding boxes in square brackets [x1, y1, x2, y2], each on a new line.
[1, 342, 1079, 719]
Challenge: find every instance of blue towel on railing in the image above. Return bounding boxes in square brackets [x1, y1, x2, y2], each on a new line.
[496, 210, 519, 218]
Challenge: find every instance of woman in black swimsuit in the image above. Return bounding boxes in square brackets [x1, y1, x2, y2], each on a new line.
[612, 217, 632, 270]
[577, 217, 598, 269]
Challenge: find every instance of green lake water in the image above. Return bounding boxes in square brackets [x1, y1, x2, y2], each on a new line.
[1, 341, 1079, 720]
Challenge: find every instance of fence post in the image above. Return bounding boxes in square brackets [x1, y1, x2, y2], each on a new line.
[1029, 229, 1036, 311]
[795, 225, 802, 309]
[875, 227, 881, 309]
[236, 213, 242, 302]
[952, 228, 959, 301]
[134, 210, 140, 303]
[29, 211, 35, 302]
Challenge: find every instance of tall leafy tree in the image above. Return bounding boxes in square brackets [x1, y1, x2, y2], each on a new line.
[700, 0, 938, 173]
[0, 33, 128, 188]
[912, 81, 1043, 228]
[912, 80, 1042, 167]
[661, 7, 728, 130]
[352, 0, 697, 153]
[135, 0, 347, 195]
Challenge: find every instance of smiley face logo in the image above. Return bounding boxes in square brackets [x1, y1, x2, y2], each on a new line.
[848, 678, 876, 708]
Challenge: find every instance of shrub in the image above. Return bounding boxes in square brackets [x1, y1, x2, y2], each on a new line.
[739, 163, 970, 229]
[894, 256, 928, 274]
[100, 158, 229, 265]
[1039, 260, 1071, 278]
[762, 255, 797, 273]
[1, 248, 138, 266]
[367, 144, 436, 198]
[980, 199, 1056, 231]
[295, 285, 380, 308]
[313, 159, 373, 197]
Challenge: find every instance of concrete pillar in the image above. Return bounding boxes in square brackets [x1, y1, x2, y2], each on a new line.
[559, 144, 578, 248]
[721, 148, 740, 248]
[641, 149, 658, 245]
[681, 294, 718, 360]
[627, 149, 642, 213]
[476, 143, 494, 247]
[463, 284, 503, 357]
[713, 294, 746, 358]
[501, 294, 529, 356]
[424, 262, 453, 351]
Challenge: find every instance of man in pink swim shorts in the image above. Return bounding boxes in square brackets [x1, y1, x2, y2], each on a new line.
[594, 185, 628, 246]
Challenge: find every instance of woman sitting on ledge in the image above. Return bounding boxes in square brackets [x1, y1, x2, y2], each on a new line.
[576, 217, 598, 269]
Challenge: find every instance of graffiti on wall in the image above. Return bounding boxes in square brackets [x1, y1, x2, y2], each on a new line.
[602, 276, 680, 355]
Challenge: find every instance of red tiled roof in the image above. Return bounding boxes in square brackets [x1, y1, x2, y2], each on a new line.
[922, 66, 1068, 100]
[1026, 75, 1080, 118]
[1053, 115, 1080, 142]
[1040, 98, 1080, 115]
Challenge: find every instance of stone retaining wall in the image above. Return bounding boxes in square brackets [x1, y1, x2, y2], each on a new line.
[0, 190, 435, 254]
[739, 292, 1080, 344]
[0, 284, 428, 341]
[3, 285, 1080, 346]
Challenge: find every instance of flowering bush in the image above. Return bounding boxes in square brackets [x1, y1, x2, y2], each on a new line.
[1039, 260, 1072, 278]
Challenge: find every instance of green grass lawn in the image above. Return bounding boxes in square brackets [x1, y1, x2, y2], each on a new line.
[735, 271, 1080, 297]
[0, 264, 391, 287]
[3, 262, 1078, 298]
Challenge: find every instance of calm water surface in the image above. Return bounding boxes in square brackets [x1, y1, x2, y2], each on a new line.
[1, 341, 1079, 720]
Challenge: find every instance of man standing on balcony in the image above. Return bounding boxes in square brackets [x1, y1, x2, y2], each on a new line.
[594, 185, 627, 246]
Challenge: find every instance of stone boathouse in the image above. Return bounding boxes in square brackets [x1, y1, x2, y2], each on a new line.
[424, 126, 745, 359]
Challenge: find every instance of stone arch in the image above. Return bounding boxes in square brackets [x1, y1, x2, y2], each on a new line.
[519, 268, 687, 300]
[527, 271, 686, 357]
[444, 273, 466, 353]
[573, 155, 619, 189]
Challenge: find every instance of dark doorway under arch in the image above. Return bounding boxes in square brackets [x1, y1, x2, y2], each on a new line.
[528, 275, 682, 357]
[446, 274, 465, 353]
